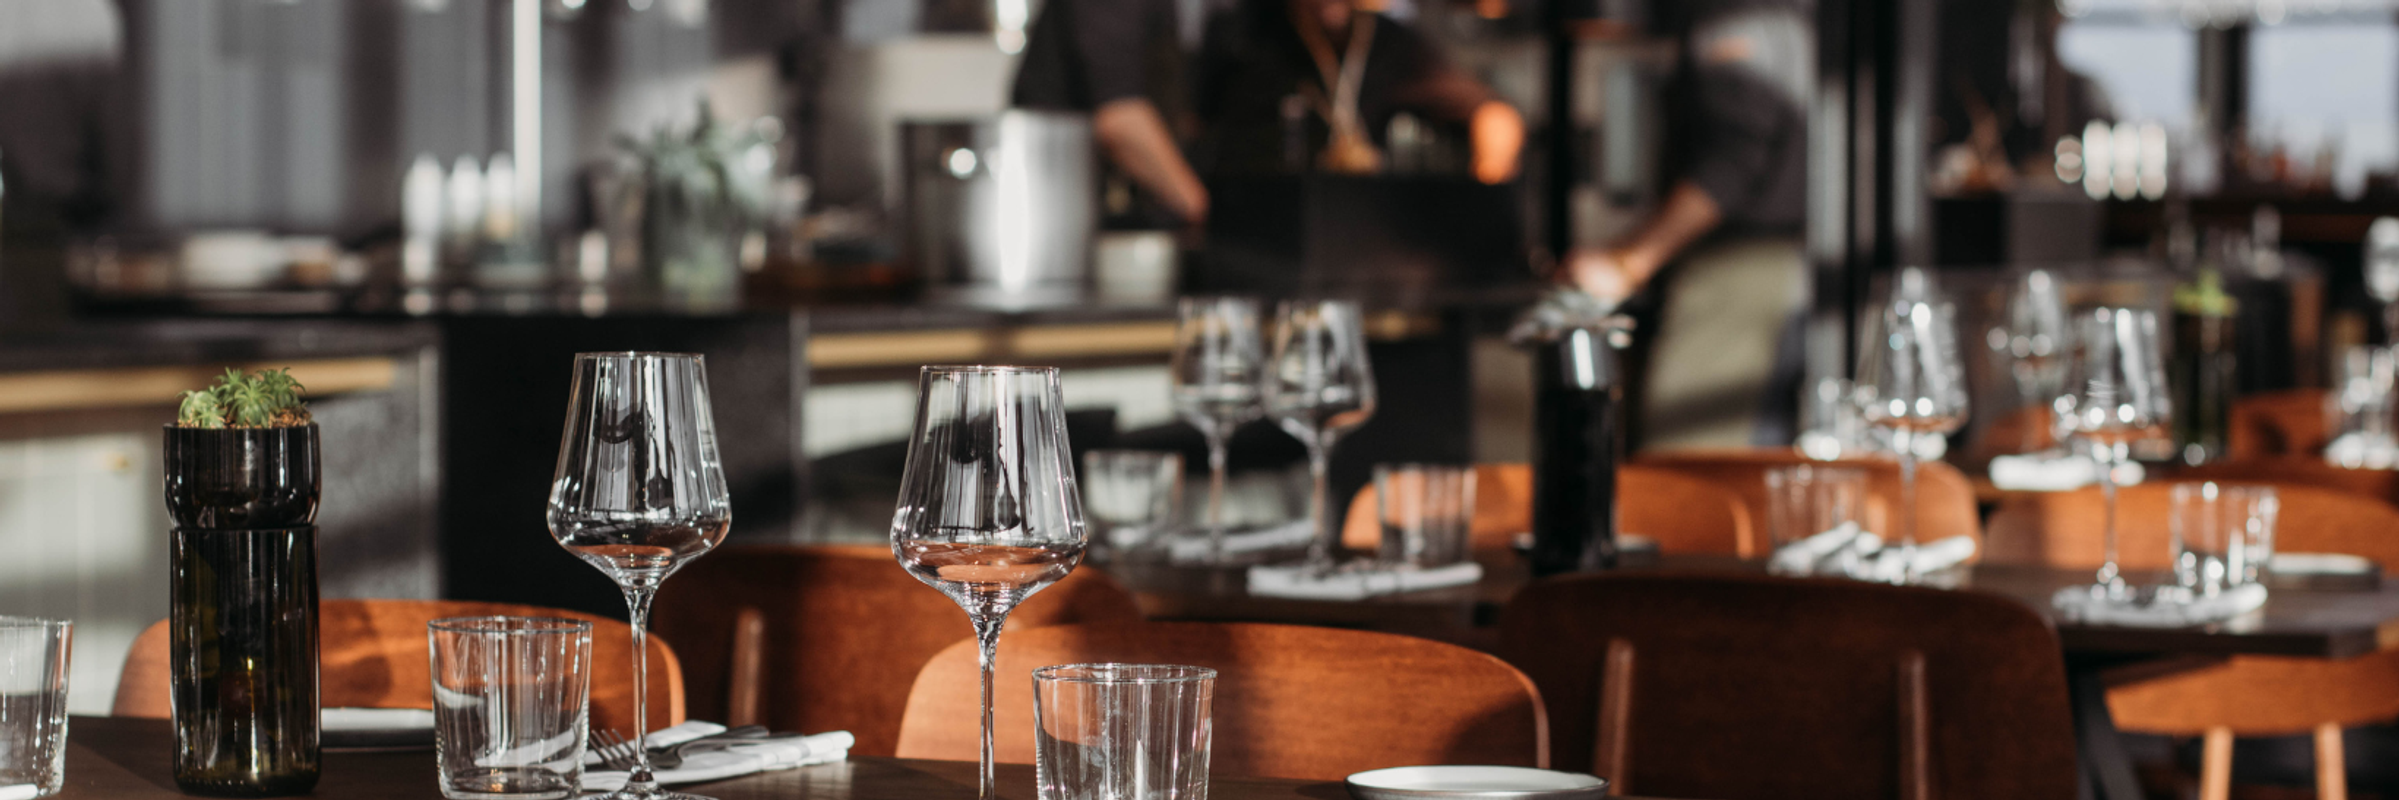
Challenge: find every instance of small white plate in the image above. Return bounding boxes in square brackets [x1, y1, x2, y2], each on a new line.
[1346, 766, 1608, 800]
[322, 707, 435, 751]
[2272, 552, 2376, 575]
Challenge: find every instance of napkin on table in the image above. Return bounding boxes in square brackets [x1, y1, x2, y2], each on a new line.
[0, 784, 40, 800]
[582, 723, 853, 791]
[1988, 453, 2099, 491]
[2051, 582, 2268, 628]
[1860, 535, 1978, 582]
[1245, 561, 1483, 600]
[1166, 520, 1316, 562]
[1766, 522, 1866, 575]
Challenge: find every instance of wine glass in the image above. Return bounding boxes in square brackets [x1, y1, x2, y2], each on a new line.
[1170, 297, 1267, 560]
[1856, 295, 1969, 584]
[1989, 269, 2070, 454]
[891, 366, 1087, 800]
[2056, 307, 2172, 595]
[1264, 299, 1378, 570]
[548, 352, 732, 800]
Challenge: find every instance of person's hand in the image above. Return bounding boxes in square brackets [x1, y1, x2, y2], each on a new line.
[1563, 248, 1637, 302]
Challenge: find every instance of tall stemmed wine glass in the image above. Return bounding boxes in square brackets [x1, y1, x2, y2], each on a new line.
[1856, 294, 1970, 584]
[2056, 307, 2171, 595]
[1170, 297, 1267, 560]
[891, 366, 1087, 800]
[1264, 300, 1378, 570]
[1990, 269, 2070, 453]
[548, 352, 732, 800]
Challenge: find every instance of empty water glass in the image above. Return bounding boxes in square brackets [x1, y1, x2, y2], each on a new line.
[2328, 345, 2399, 469]
[1375, 464, 1476, 567]
[1034, 664, 1216, 800]
[1083, 450, 1185, 554]
[0, 617, 71, 799]
[2171, 483, 2280, 596]
[430, 617, 593, 800]
[1764, 465, 1868, 576]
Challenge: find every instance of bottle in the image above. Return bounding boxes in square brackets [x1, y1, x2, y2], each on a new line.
[1513, 291, 1626, 577]
[165, 424, 322, 796]
[2171, 249, 2239, 466]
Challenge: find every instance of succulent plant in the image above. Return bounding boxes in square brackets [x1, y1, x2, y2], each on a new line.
[177, 368, 312, 429]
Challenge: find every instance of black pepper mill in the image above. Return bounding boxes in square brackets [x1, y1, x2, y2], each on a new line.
[1519, 310, 1627, 577]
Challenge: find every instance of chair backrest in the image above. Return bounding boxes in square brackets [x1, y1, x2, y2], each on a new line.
[1636, 448, 1983, 547]
[894, 621, 1547, 780]
[114, 598, 682, 734]
[651, 543, 1141, 757]
[1340, 464, 1755, 556]
[2174, 456, 2399, 509]
[2228, 388, 2331, 459]
[1985, 481, 2399, 570]
[1498, 573, 2076, 800]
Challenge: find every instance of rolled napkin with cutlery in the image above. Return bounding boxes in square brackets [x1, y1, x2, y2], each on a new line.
[1246, 561, 1484, 600]
[1766, 522, 1865, 575]
[2051, 582, 2268, 628]
[1167, 520, 1316, 563]
[1987, 452, 2099, 491]
[1861, 535, 1978, 582]
[583, 723, 853, 791]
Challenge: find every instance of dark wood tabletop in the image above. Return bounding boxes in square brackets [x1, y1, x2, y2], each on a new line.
[1103, 553, 2399, 660]
[52, 717, 1673, 800]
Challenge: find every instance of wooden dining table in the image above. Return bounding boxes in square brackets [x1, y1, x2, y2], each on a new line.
[1101, 552, 2399, 800]
[51, 716, 1683, 800]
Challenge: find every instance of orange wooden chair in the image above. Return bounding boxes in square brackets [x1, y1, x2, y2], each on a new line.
[1339, 464, 1756, 557]
[1984, 481, 2399, 799]
[1636, 448, 1983, 550]
[2172, 456, 2399, 510]
[115, 598, 682, 735]
[651, 543, 1140, 757]
[1499, 573, 2077, 800]
[2228, 388, 2332, 459]
[894, 621, 1547, 780]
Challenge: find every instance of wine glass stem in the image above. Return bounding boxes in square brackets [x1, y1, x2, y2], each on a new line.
[2099, 446, 2122, 587]
[1896, 435, 1919, 584]
[1206, 434, 1230, 558]
[971, 611, 1007, 800]
[1303, 440, 1333, 569]
[621, 585, 659, 792]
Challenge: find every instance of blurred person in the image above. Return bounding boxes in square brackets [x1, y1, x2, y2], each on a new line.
[1564, 0, 1812, 449]
[1011, 0, 1212, 228]
[0, 0, 127, 329]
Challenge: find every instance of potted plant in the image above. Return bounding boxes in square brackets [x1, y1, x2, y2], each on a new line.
[164, 368, 321, 797]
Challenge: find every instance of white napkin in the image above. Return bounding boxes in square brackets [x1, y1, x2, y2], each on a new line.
[1767, 523, 1867, 575]
[2271, 552, 2376, 576]
[322, 707, 435, 732]
[582, 726, 854, 791]
[2327, 432, 2399, 469]
[1245, 561, 1483, 600]
[1860, 535, 1979, 582]
[1988, 453, 2100, 491]
[2050, 582, 2269, 628]
[1167, 520, 1316, 562]
[0, 784, 39, 800]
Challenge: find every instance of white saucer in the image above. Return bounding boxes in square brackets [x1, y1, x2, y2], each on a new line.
[1346, 766, 1608, 800]
[322, 707, 435, 750]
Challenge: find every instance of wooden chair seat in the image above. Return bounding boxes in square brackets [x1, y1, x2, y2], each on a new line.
[894, 621, 1547, 780]
[1635, 448, 1983, 550]
[2173, 456, 2399, 510]
[1340, 463, 1755, 557]
[114, 598, 682, 735]
[2229, 388, 2332, 460]
[651, 543, 1141, 757]
[1498, 573, 2076, 800]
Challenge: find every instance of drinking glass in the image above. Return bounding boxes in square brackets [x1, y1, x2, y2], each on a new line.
[1081, 450, 1184, 555]
[2326, 345, 2399, 469]
[1374, 464, 1476, 567]
[547, 352, 731, 800]
[1264, 300, 1378, 570]
[1033, 664, 1215, 800]
[1855, 295, 1969, 584]
[1989, 269, 2070, 454]
[429, 617, 593, 800]
[0, 617, 70, 799]
[892, 366, 1088, 800]
[2169, 483, 2279, 598]
[1170, 298, 1267, 561]
[1763, 465, 1867, 576]
[2056, 307, 2171, 595]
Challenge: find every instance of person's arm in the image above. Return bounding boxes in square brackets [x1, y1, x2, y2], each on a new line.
[1565, 181, 1722, 300]
[1092, 97, 1210, 225]
[1469, 101, 1523, 184]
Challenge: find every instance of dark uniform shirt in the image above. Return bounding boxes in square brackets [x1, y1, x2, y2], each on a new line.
[1191, 0, 1456, 176]
[1011, 0, 1187, 123]
[1662, 0, 1812, 239]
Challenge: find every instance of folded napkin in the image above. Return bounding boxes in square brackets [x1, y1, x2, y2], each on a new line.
[2327, 432, 2399, 469]
[322, 707, 435, 732]
[0, 784, 40, 800]
[1859, 535, 1979, 583]
[1766, 523, 1867, 576]
[1245, 561, 1483, 600]
[582, 723, 853, 791]
[1167, 520, 1315, 563]
[2050, 582, 2268, 628]
[1988, 452, 2099, 491]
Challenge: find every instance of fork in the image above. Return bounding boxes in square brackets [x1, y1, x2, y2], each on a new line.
[589, 729, 641, 772]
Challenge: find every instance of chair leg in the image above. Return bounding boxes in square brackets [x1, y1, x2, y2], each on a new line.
[2200, 727, 2232, 800]
[2315, 723, 2347, 800]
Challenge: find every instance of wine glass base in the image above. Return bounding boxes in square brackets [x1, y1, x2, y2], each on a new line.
[595, 790, 716, 800]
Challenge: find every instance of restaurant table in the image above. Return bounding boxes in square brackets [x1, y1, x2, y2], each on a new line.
[52, 716, 1685, 800]
[1103, 554, 2399, 800]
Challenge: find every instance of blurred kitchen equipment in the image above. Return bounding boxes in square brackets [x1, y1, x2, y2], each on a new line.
[1093, 231, 1178, 303]
[902, 112, 1096, 307]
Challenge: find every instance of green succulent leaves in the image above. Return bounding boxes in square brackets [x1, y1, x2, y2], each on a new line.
[176, 368, 311, 428]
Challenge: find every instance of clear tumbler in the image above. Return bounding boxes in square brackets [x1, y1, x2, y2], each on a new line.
[2171, 483, 2280, 596]
[429, 617, 593, 800]
[0, 617, 71, 798]
[1034, 664, 1216, 800]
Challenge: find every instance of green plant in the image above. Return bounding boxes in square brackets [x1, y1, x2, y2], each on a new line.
[177, 368, 311, 429]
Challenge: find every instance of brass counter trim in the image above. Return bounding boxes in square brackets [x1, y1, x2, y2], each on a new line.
[0, 357, 400, 416]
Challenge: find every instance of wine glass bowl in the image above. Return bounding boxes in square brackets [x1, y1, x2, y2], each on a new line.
[891, 366, 1087, 800]
[548, 352, 731, 800]
[1855, 292, 1969, 583]
[1170, 298, 1268, 559]
[1263, 299, 1378, 569]
[1990, 269, 2070, 453]
[2055, 307, 2172, 592]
